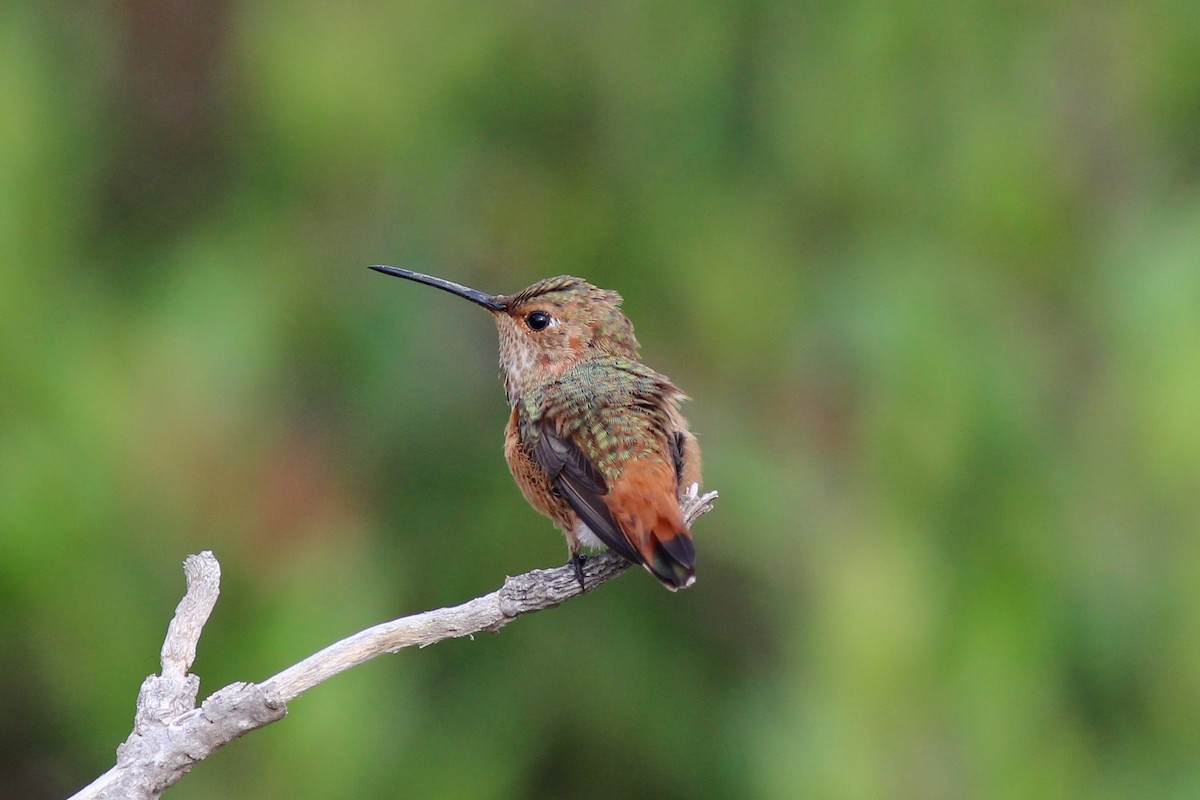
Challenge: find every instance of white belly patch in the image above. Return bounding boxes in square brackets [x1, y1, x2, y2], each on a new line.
[573, 519, 607, 551]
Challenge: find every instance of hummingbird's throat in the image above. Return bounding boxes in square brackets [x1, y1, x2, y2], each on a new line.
[499, 337, 575, 405]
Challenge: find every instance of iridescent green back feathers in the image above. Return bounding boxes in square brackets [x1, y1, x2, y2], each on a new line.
[519, 357, 680, 483]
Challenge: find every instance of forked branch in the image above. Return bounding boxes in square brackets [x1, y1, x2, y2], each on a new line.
[70, 485, 718, 800]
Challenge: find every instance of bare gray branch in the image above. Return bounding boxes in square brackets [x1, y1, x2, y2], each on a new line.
[69, 487, 717, 800]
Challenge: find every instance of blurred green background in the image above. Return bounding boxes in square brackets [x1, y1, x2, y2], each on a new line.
[3, 1, 1199, 798]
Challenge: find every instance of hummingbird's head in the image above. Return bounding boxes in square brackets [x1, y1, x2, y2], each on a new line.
[492, 275, 640, 402]
[369, 267, 640, 403]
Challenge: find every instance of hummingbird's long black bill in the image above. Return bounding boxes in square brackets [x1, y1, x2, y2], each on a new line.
[369, 265, 505, 311]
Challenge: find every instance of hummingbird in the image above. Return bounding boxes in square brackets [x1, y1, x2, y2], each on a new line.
[370, 265, 702, 590]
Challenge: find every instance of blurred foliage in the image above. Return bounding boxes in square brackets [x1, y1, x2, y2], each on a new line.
[2, 1, 1199, 798]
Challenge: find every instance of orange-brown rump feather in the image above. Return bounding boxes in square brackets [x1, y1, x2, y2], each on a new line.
[607, 458, 696, 590]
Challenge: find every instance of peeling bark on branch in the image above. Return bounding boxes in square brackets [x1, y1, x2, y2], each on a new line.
[69, 486, 718, 800]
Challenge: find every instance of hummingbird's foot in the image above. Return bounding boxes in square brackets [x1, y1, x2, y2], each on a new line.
[569, 552, 588, 592]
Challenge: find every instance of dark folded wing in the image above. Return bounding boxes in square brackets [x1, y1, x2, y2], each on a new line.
[532, 421, 641, 564]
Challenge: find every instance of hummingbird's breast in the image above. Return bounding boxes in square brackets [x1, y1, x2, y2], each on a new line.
[502, 406, 577, 531]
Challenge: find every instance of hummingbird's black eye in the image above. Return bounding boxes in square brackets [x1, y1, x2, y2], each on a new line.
[525, 310, 552, 331]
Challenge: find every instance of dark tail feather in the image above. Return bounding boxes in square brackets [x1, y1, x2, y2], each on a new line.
[648, 532, 696, 590]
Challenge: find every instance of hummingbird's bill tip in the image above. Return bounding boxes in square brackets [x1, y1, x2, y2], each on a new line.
[368, 264, 404, 277]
